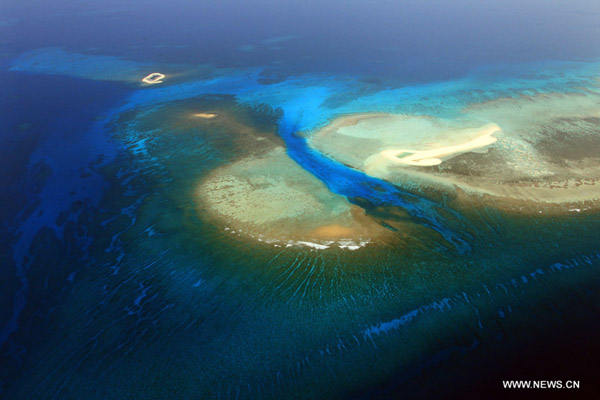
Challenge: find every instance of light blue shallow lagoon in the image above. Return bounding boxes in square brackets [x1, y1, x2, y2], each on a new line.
[1, 1, 599, 398]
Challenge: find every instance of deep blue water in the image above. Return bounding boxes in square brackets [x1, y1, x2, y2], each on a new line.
[1, 0, 600, 398]
[3, 0, 600, 80]
[0, 71, 131, 346]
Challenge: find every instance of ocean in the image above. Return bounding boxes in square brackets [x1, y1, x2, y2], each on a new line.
[1, 0, 599, 398]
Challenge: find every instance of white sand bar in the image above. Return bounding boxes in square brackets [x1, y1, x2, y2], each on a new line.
[380, 123, 501, 166]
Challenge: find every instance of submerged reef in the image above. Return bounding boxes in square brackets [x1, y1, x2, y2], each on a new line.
[199, 147, 386, 249]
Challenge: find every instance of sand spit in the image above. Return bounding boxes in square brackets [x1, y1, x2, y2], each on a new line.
[369, 123, 500, 168]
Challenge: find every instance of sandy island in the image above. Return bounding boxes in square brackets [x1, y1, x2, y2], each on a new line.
[192, 112, 217, 119]
[142, 72, 166, 84]
[375, 123, 500, 167]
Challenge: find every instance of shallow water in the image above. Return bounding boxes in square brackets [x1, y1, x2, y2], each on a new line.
[1, 1, 600, 398]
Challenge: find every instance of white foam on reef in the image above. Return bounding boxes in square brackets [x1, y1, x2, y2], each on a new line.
[568, 207, 591, 213]
[293, 241, 331, 250]
[338, 239, 371, 250]
[284, 239, 371, 251]
[223, 227, 370, 251]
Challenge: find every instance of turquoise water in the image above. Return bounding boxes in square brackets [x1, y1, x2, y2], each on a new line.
[1, 1, 600, 398]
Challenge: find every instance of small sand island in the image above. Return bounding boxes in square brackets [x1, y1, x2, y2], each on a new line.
[370, 123, 500, 167]
[141, 72, 166, 84]
[192, 112, 217, 119]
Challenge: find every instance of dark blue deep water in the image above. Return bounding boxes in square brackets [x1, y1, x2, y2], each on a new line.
[1, 0, 600, 398]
